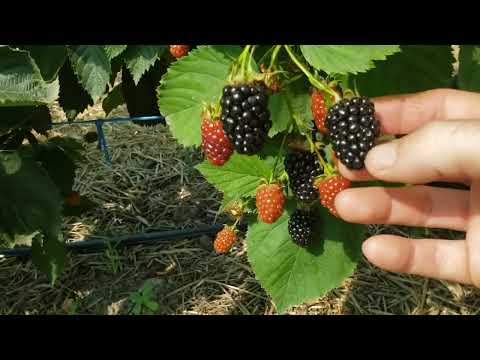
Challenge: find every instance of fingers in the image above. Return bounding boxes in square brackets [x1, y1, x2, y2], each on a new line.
[467, 180, 480, 287]
[338, 162, 373, 181]
[362, 235, 471, 285]
[364, 119, 480, 184]
[335, 186, 470, 231]
[373, 89, 480, 135]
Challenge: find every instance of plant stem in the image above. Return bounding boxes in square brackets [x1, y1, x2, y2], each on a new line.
[269, 128, 289, 183]
[269, 45, 283, 70]
[258, 46, 276, 66]
[240, 45, 252, 78]
[305, 131, 331, 176]
[283, 45, 341, 102]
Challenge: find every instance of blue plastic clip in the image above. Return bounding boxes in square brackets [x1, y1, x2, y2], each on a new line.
[95, 120, 112, 166]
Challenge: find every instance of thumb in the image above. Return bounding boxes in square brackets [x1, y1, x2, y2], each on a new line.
[364, 119, 480, 184]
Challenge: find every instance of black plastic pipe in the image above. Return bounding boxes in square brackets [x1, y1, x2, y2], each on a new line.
[0, 224, 233, 258]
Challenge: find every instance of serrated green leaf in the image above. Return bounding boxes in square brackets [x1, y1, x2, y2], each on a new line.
[104, 45, 128, 60]
[210, 45, 244, 61]
[123, 45, 166, 85]
[356, 45, 454, 97]
[47, 136, 86, 164]
[300, 45, 401, 75]
[102, 84, 124, 116]
[109, 55, 124, 87]
[21, 45, 67, 83]
[68, 45, 111, 101]
[157, 46, 236, 147]
[268, 92, 291, 137]
[0, 46, 59, 106]
[458, 45, 480, 92]
[0, 151, 62, 240]
[58, 58, 94, 118]
[247, 203, 365, 313]
[0, 105, 51, 136]
[195, 153, 272, 199]
[31, 232, 66, 285]
[34, 144, 76, 197]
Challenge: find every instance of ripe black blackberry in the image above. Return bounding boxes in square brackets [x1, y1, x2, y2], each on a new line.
[220, 83, 272, 155]
[284, 150, 322, 202]
[288, 209, 315, 247]
[325, 97, 380, 170]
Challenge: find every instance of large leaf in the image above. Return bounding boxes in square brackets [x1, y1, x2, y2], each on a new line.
[0, 46, 59, 106]
[157, 45, 237, 147]
[247, 203, 365, 313]
[123, 45, 166, 85]
[68, 45, 111, 101]
[21, 45, 67, 82]
[34, 143, 76, 197]
[31, 232, 66, 285]
[58, 58, 94, 119]
[47, 136, 86, 163]
[195, 153, 272, 198]
[104, 45, 127, 60]
[300, 45, 401, 75]
[102, 84, 125, 116]
[0, 105, 51, 135]
[268, 92, 291, 137]
[356, 45, 454, 97]
[0, 151, 63, 236]
[458, 45, 480, 92]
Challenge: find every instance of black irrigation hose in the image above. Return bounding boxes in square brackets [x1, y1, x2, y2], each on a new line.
[0, 223, 248, 258]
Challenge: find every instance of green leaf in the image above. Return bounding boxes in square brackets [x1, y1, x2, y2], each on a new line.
[47, 136, 86, 164]
[123, 45, 166, 85]
[31, 232, 66, 285]
[0, 151, 63, 235]
[109, 55, 124, 87]
[300, 45, 401, 75]
[157, 45, 235, 147]
[121, 62, 161, 117]
[0, 105, 51, 135]
[58, 58, 94, 119]
[0, 46, 59, 106]
[195, 153, 272, 198]
[210, 45, 243, 61]
[268, 92, 291, 137]
[102, 84, 124, 116]
[458, 45, 480, 92]
[104, 45, 128, 60]
[247, 203, 365, 313]
[34, 144, 76, 197]
[356, 45, 454, 97]
[68, 45, 111, 101]
[21, 45, 67, 82]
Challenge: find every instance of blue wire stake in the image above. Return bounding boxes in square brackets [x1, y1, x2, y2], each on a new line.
[95, 120, 112, 166]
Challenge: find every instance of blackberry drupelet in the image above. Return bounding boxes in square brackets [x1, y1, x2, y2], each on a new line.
[220, 83, 272, 155]
[325, 97, 380, 170]
[288, 209, 315, 247]
[284, 150, 322, 202]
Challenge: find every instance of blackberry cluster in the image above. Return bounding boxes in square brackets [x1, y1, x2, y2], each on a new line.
[220, 83, 272, 155]
[325, 97, 380, 170]
[288, 209, 315, 247]
[284, 150, 322, 202]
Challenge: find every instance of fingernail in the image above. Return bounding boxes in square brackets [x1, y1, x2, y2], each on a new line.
[366, 142, 397, 171]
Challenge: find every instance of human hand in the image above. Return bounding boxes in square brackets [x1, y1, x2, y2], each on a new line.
[334, 89, 480, 286]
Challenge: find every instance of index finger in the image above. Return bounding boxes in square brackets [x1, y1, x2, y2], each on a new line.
[374, 89, 480, 135]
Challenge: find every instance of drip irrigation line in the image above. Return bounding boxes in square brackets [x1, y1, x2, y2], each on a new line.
[0, 223, 247, 258]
